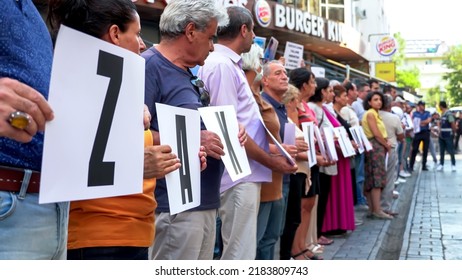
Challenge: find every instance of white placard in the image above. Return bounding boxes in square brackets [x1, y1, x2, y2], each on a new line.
[156, 103, 201, 215]
[350, 126, 365, 154]
[323, 126, 338, 161]
[311, 66, 325, 78]
[313, 125, 327, 159]
[283, 122, 296, 146]
[198, 105, 251, 182]
[301, 122, 317, 167]
[283, 41, 304, 70]
[40, 25, 145, 204]
[358, 126, 373, 151]
[413, 117, 421, 133]
[261, 119, 296, 166]
[335, 126, 356, 157]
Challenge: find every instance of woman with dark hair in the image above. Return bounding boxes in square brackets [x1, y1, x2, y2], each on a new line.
[47, 0, 183, 260]
[321, 85, 356, 234]
[281, 68, 327, 260]
[308, 77, 337, 246]
[362, 91, 392, 220]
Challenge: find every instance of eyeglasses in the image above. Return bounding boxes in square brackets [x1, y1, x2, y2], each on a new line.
[190, 76, 210, 107]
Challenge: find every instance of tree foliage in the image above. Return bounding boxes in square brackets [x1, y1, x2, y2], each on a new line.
[426, 86, 444, 107]
[442, 45, 462, 105]
[395, 66, 421, 90]
[392, 32, 421, 91]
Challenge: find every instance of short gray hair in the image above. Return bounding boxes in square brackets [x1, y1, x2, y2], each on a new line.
[160, 0, 229, 39]
[262, 60, 284, 77]
[383, 93, 393, 109]
[241, 43, 263, 72]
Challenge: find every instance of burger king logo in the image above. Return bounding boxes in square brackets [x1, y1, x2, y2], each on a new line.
[376, 36, 397, 56]
[254, 0, 271, 28]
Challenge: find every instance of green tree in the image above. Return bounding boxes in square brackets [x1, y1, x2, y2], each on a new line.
[426, 86, 444, 107]
[442, 45, 462, 105]
[395, 66, 421, 90]
[392, 32, 421, 91]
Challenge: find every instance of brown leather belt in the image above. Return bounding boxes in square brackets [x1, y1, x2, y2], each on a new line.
[0, 166, 40, 193]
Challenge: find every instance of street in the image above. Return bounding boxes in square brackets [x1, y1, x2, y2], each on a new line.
[322, 154, 462, 260]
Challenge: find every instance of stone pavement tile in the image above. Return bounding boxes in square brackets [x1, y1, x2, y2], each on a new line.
[406, 255, 432, 260]
[442, 240, 462, 260]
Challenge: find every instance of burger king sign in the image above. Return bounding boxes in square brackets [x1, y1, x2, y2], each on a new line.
[376, 35, 397, 56]
[255, 0, 271, 28]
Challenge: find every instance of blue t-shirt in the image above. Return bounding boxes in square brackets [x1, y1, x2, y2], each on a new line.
[142, 47, 224, 212]
[413, 110, 431, 132]
[261, 92, 290, 184]
[0, 0, 53, 171]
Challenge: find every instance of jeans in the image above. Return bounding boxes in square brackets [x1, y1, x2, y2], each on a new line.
[354, 153, 367, 205]
[68, 246, 148, 260]
[256, 197, 284, 260]
[439, 136, 456, 166]
[0, 192, 69, 260]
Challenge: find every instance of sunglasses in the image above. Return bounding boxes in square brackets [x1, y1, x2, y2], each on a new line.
[190, 76, 210, 107]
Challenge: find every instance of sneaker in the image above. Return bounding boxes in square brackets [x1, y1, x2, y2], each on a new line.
[436, 164, 443, 171]
[433, 162, 438, 169]
[397, 177, 406, 183]
[452, 165, 456, 172]
[422, 166, 429, 171]
[393, 190, 400, 199]
[394, 179, 400, 186]
[399, 170, 411, 178]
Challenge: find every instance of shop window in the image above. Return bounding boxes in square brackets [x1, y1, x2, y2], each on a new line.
[329, 7, 344, 22]
[310, 0, 320, 15]
[319, 0, 345, 22]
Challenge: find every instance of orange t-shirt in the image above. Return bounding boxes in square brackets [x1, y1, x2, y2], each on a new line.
[67, 130, 157, 249]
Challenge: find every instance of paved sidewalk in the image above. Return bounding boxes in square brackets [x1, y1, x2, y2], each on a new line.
[400, 154, 462, 260]
[322, 160, 421, 260]
[322, 154, 461, 260]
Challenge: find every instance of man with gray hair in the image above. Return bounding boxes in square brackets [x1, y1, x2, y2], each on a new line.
[379, 94, 404, 215]
[198, 6, 297, 259]
[143, 0, 230, 260]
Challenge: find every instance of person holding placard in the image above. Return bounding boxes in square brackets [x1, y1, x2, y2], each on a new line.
[47, 0, 186, 260]
[241, 46, 286, 260]
[284, 68, 327, 260]
[321, 85, 355, 235]
[198, 6, 297, 260]
[0, 0, 68, 260]
[257, 61, 302, 260]
[362, 91, 393, 220]
[142, 0, 235, 260]
[308, 77, 337, 246]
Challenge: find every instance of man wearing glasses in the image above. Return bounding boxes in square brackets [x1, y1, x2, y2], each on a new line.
[142, 0, 231, 260]
[198, 6, 298, 260]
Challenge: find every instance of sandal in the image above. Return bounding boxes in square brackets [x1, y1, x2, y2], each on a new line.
[318, 236, 334, 245]
[306, 243, 324, 254]
[291, 249, 323, 260]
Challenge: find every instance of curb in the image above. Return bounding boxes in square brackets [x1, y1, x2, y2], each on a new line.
[374, 162, 422, 259]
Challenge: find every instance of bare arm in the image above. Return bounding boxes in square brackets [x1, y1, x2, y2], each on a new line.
[245, 137, 298, 174]
[367, 111, 390, 150]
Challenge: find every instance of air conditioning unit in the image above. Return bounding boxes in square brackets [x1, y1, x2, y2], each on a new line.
[355, 6, 367, 19]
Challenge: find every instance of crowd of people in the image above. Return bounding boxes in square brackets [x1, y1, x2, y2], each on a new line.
[0, 0, 459, 260]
